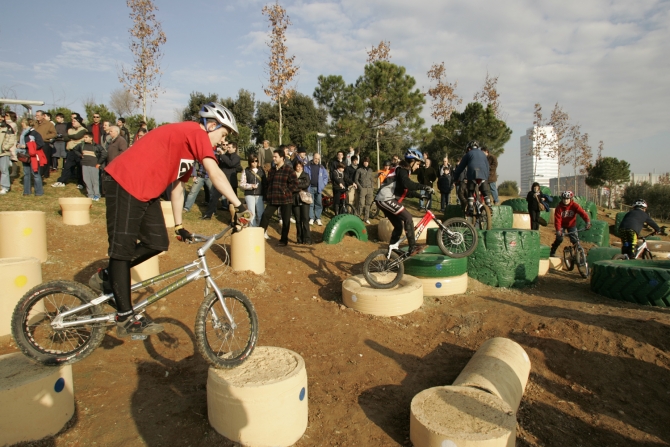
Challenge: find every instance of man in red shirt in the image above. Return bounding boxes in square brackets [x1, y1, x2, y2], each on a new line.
[550, 190, 591, 257]
[90, 102, 248, 337]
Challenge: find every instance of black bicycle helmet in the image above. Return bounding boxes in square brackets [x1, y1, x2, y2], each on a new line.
[466, 140, 480, 151]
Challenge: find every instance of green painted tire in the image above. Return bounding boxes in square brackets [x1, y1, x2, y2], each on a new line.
[591, 260, 670, 307]
[614, 212, 627, 235]
[549, 195, 561, 208]
[540, 186, 552, 196]
[467, 229, 541, 288]
[402, 246, 468, 278]
[579, 220, 610, 247]
[490, 205, 513, 229]
[500, 198, 528, 213]
[587, 246, 621, 264]
[539, 245, 551, 259]
[322, 214, 369, 244]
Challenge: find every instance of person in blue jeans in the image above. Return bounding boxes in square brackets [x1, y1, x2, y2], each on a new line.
[306, 152, 328, 226]
[18, 119, 45, 196]
[183, 162, 211, 212]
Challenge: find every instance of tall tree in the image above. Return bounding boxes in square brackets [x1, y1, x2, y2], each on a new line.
[426, 62, 461, 123]
[118, 0, 166, 122]
[472, 71, 502, 119]
[367, 40, 391, 63]
[262, 2, 298, 146]
[254, 93, 326, 147]
[548, 103, 571, 190]
[585, 157, 630, 208]
[109, 88, 137, 118]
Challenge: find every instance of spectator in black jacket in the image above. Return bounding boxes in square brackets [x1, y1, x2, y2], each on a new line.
[417, 158, 438, 210]
[438, 156, 453, 211]
[329, 151, 345, 181]
[344, 155, 358, 207]
[201, 142, 241, 219]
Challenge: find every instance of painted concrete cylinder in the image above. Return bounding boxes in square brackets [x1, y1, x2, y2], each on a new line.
[410, 385, 515, 447]
[207, 346, 308, 447]
[549, 207, 556, 224]
[342, 274, 423, 316]
[0, 257, 42, 338]
[538, 259, 550, 276]
[653, 251, 670, 260]
[130, 256, 160, 285]
[376, 217, 438, 244]
[0, 211, 48, 262]
[549, 257, 563, 270]
[452, 337, 531, 412]
[418, 273, 468, 297]
[0, 353, 74, 446]
[161, 201, 175, 228]
[58, 197, 92, 226]
[512, 213, 531, 230]
[231, 227, 265, 274]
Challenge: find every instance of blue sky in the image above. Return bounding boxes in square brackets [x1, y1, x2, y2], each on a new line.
[1, 0, 668, 184]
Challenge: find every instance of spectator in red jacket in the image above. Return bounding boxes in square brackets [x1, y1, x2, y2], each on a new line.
[550, 190, 591, 257]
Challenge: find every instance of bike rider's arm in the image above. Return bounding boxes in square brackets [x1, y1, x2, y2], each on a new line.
[202, 157, 242, 207]
[645, 215, 662, 234]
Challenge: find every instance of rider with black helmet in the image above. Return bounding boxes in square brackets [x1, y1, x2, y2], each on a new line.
[452, 140, 492, 211]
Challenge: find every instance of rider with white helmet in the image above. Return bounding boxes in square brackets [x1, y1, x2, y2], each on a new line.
[618, 199, 661, 258]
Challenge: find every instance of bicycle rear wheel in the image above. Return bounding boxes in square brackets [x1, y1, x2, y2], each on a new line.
[11, 280, 106, 366]
[476, 205, 492, 230]
[563, 246, 575, 271]
[437, 218, 478, 258]
[642, 250, 653, 260]
[343, 203, 356, 215]
[195, 289, 258, 369]
[576, 245, 589, 278]
[363, 249, 404, 289]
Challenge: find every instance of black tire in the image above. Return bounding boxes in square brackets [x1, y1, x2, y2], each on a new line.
[576, 245, 589, 278]
[477, 204, 492, 230]
[11, 280, 106, 366]
[437, 218, 478, 258]
[343, 203, 355, 215]
[642, 250, 653, 260]
[363, 249, 404, 289]
[563, 246, 575, 271]
[369, 202, 379, 219]
[590, 259, 670, 306]
[195, 289, 258, 369]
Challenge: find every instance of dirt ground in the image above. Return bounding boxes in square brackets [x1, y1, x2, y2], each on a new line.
[2, 196, 670, 447]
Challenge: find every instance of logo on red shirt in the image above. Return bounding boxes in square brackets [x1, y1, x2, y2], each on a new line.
[178, 159, 195, 180]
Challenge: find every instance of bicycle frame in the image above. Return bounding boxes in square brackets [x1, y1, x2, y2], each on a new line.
[391, 208, 444, 250]
[50, 226, 238, 331]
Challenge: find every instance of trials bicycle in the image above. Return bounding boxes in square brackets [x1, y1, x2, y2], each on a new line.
[612, 229, 667, 260]
[363, 204, 478, 289]
[464, 180, 492, 230]
[11, 222, 258, 369]
[562, 228, 589, 278]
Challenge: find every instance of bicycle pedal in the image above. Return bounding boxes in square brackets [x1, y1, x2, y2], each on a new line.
[131, 334, 149, 341]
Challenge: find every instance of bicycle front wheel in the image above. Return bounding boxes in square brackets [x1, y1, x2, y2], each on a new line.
[576, 245, 589, 278]
[477, 205, 492, 230]
[11, 280, 106, 366]
[363, 249, 404, 289]
[437, 218, 478, 258]
[563, 246, 575, 271]
[642, 250, 653, 260]
[195, 289, 258, 369]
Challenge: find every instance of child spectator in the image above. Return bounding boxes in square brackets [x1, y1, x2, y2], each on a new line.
[437, 161, 453, 212]
[550, 191, 591, 257]
[332, 162, 346, 215]
[73, 132, 106, 200]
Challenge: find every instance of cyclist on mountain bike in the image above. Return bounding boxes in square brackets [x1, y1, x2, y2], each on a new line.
[375, 148, 433, 255]
[550, 191, 591, 257]
[90, 102, 249, 337]
[618, 199, 661, 258]
[452, 140, 492, 210]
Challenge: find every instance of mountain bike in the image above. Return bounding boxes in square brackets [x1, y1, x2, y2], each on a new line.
[322, 186, 355, 216]
[11, 223, 258, 369]
[363, 208, 478, 289]
[465, 180, 492, 230]
[612, 229, 665, 260]
[562, 228, 589, 278]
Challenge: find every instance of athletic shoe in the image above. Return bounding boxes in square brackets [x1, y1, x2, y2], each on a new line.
[277, 241, 288, 247]
[316, 219, 323, 226]
[279, 219, 283, 226]
[51, 182, 65, 187]
[77, 184, 84, 190]
[89, 268, 113, 295]
[116, 315, 164, 338]
[290, 217, 296, 223]
[408, 244, 428, 256]
[0, 189, 7, 195]
[309, 219, 314, 225]
[92, 196, 100, 201]
[365, 220, 371, 224]
[200, 214, 212, 220]
[264, 232, 270, 240]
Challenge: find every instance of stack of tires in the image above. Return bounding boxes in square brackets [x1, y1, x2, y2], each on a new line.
[403, 245, 468, 297]
[586, 246, 621, 264]
[591, 259, 670, 307]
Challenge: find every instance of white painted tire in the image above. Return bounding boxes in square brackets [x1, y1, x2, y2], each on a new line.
[207, 346, 308, 447]
[549, 257, 563, 270]
[0, 353, 74, 446]
[538, 259, 549, 276]
[0, 257, 42, 339]
[342, 274, 423, 316]
[0, 211, 47, 262]
[410, 385, 516, 447]
[58, 197, 92, 225]
[418, 273, 468, 297]
[512, 213, 531, 230]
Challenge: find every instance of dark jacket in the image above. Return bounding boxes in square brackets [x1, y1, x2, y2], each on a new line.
[329, 158, 344, 182]
[376, 166, 425, 201]
[218, 151, 242, 190]
[54, 122, 68, 142]
[106, 136, 128, 164]
[354, 165, 374, 189]
[332, 169, 346, 192]
[453, 149, 490, 182]
[119, 125, 130, 144]
[241, 167, 266, 196]
[344, 164, 358, 188]
[619, 209, 661, 235]
[293, 171, 310, 206]
[73, 142, 107, 167]
[87, 122, 105, 145]
[486, 153, 498, 182]
[526, 190, 544, 212]
[437, 166, 453, 193]
[417, 165, 438, 187]
[266, 163, 298, 205]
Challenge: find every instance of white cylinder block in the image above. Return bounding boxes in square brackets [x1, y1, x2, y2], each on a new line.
[231, 227, 265, 274]
[58, 197, 92, 226]
[512, 213, 531, 230]
[418, 273, 468, 297]
[538, 259, 549, 276]
[161, 200, 175, 228]
[549, 257, 563, 270]
[207, 346, 308, 447]
[342, 274, 423, 316]
[0, 257, 42, 338]
[130, 256, 160, 284]
[0, 353, 74, 446]
[0, 211, 48, 262]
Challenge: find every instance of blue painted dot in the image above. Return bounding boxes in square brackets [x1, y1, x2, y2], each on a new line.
[650, 279, 659, 287]
[436, 264, 443, 270]
[54, 378, 65, 393]
[435, 282, 442, 288]
[299, 387, 306, 401]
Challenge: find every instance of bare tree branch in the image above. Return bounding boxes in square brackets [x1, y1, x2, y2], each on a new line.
[426, 62, 461, 123]
[366, 41, 391, 63]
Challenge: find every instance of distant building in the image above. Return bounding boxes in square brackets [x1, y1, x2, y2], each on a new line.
[629, 173, 668, 185]
[519, 126, 558, 193]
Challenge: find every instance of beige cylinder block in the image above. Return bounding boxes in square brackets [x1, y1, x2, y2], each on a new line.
[653, 251, 670, 260]
[130, 256, 160, 284]
[58, 197, 92, 226]
[0, 257, 42, 338]
[549, 207, 556, 224]
[377, 218, 394, 243]
[161, 201, 175, 228]
[231, 227, 265, 274]
[410, 385, 516, 447]
[419, 273, 468, 297]
[647, 241, 670, 252]
[538, 259, 549, 276]
[0, 211, 48, 262]
[0, 353, 74, 446]
[452, 337, 531, 412]
[549, 257, 563, 270]
[342, 274, 423, 316]
[207, 346, 308, 447]
[512, 213, 531, 230]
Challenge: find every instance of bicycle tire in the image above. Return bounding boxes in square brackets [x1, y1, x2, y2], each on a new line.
[344, 203, 356, 215]
[437, 218, 478, 258]
[363, 249, 404, 289]
[563, 246, 575, 271]
[477, 204, 492, 230]
[642, 250, 653, 260]
[369, 202, 379, 219]
[195, 289, 258, 369]
[576, 245, 589, 278]
[11, 280, 106, 366]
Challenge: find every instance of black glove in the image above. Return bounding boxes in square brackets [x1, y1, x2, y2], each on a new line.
[174, 224, 192, 242]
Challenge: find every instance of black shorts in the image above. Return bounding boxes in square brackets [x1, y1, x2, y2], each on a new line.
[104, 178, 169, 260]
[376, 199, 405, 215]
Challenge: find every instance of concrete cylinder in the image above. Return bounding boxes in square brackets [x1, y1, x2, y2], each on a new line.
[0, 353, 74, 446]
[231, 227, 265, 274]
[130, 256, 160, 285]
[0, 257, 42, 339]
[549, 257, 563, 270]
[58, 197, 92, 226]
[452, 337, 531, 412]
[512, 213, 531, 230]
[377, 218, 394, 243]
[653, 251, 670, 260]
[418, 273, 468, 297]
[161, 201, 175, 228]
[207, 346, 308, 447]
[342, 274, 423, 316]
[538, 259, 549, 276]
[549, 207, 556, 224]
[0, 211, 48, 262]
[410, 385, 516, 447]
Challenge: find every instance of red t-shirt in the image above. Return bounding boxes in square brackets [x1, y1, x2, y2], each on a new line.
[105, 122, 216, 201]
